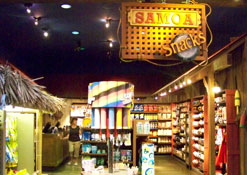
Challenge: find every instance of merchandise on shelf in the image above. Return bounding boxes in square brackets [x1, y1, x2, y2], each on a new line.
[6, 116, 18, 168]
[139, 143, 155, 175]
[191, 97, 206, 172]
[172, 101, 190, 163]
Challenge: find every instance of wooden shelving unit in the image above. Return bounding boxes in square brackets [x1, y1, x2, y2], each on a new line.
[132, 119, 150, 167]
[81, 153, 107, 157]
[191, 96, 208, 174]
[172, 101, 191, 167]
[214, 89, 239, 175]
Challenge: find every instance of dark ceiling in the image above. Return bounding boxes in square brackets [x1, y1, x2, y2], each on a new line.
[0, 2, 247, 98]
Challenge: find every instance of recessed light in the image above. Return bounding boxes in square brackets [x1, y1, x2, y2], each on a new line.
[61, 4, 71, 9]
[72, 31, 80, 35]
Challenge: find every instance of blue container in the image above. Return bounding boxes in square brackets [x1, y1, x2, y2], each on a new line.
[92, 146, 97, 154]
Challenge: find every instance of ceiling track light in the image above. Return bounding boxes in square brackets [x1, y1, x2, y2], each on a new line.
[24, 3, 32, 14]
[108, 40, 113, 48]
[105, 18, 112, 28]
[187, 79, 192, 84]
[33, 17, 41, 26]
[42, 28, 49, 38]
[174, 85, 178, 90]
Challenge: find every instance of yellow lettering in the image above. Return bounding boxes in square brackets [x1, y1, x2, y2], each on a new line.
[189, 34, 200, 47]
[170, 42, 181, 54]
[162, 46, 173, 57]
[179, 40, 188, 51]
[183, 14, 193, 25]
[171, 13, 181, 25]
[198, 32, 206, 44]
[156, 13, 170, 24]
[186, 38, 193, 49]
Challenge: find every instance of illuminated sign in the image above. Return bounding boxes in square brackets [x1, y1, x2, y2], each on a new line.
[121, 2, 207, 61]
[163, 32, 206, 61]
[128, 9, 200, 28]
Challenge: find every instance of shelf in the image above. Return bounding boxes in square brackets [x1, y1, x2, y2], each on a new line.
[150, 128, 158, 130]
[158, 127, 172, 129]
[81, 153, 107, 156]
[215, 101, 226, 105]
[131, 112, 158, 114]
[149, 120, 158, 122]
[158, 135, 172, 137]
[136, 134, 150, 137]
[149, 136, 158, 138]
[158, 119, 172, 121]
[157, 142, 172, 145]
[81, 140, 107, 144]
[122, 161, 133, 164]
[155, 152, 171, 155]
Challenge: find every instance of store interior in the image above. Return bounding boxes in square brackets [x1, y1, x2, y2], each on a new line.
[0, 1, 247, 175]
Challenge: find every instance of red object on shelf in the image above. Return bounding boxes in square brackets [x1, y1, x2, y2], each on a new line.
[149, 105, 154, 112]
[144, 104, 149, 112]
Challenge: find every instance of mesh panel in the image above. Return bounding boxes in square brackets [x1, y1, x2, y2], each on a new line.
[121, 3, 207, 60]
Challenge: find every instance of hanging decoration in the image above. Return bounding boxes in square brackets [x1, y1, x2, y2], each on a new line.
[120, 2, 211, 63]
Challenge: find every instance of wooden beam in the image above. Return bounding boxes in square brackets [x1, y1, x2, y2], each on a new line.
[207, 67, 216, 175]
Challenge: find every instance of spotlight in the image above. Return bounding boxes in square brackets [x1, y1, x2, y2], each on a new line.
[187, 79, 192, 84]
[61, 4, 71, 9]
[109, 40, 113, 48]
[72, 31, 80, 35]
[43, 31, 48, 37]
[105, 18, 111, 28]
[33, 17, 41, 26]
[27, 8, 31, 14]
[179, 84, 183, 88]
[42, 28, 49, 38]
[24, 3, 32, 14]
[160, 92, 167, 96]
[174, 85, 178, 90]
[155, 96, 158, 100]
[183, 81, 186, 86]
[212, 86, 221, 93]
[137, 98, 140, 101]
[168, 89, 172, 93]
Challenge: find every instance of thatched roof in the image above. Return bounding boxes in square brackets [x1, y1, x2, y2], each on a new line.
[0, 64, 64, 112]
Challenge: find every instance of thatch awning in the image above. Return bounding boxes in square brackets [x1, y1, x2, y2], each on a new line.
[0, 65, 64, 112]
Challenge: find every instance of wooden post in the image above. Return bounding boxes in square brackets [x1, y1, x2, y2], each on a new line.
[36, 111, 43, 175]
[207, 68, 216, 175]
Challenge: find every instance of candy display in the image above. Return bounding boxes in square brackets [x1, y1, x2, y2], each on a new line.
[6, 116, 18, 168]
[88, 81, 134, 108]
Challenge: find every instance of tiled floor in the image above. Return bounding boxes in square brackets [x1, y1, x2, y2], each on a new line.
[43, 155, 197, 175]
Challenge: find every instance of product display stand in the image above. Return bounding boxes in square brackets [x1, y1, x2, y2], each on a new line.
[172, 101, 191, 165]
[157, 105, 172, 155]
[191, 96, 208, 174]
[215, 89, 239, 175]
[0, 110, 6, 175]
[132, 119, 150, 167]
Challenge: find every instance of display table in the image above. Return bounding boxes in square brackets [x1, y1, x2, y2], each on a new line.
[42, 134, 69, 168]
